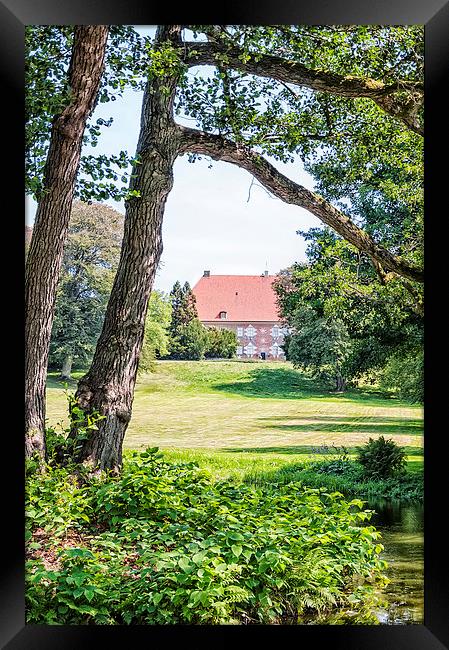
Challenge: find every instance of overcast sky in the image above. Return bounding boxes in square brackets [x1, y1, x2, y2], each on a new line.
[26, 26, 322, 293]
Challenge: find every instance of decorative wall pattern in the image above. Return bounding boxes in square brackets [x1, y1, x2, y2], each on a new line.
[202, 321, 288, 359]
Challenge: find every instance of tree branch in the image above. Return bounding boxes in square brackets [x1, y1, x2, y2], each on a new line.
[183, 42, 423, 135]
[177, 125, 423, 284]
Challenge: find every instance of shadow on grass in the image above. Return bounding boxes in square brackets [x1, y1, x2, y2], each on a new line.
[222, 445, 424, 456]
[212, 367, 396, 403]
[46, 373, 82, 390]
[257, 415, 423, 436]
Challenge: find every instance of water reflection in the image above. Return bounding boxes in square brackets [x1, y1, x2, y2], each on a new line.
[367, 498, 424, 624]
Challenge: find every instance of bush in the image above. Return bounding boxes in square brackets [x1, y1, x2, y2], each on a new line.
[169, 318, 209, 360]
[26, 448, 388, 625]
[205, 327, 237, 359]
[379, 350, 423, 403]
[356, 436, 407, 479]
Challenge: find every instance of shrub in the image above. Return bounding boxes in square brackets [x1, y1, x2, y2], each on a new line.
[44, 392, 105, 465]
[26, 448, 388, 625]
[356, 436, 407, 479]
[169, 318, 209, 360]
[205, 327, 237, 359]
[379, 350, 423, 403]
[246, 457, 422, 501]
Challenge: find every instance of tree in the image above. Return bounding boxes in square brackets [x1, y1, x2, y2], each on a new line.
[205, 328, 237, 359]
[170, 319, 209, 361]
[139, 291, 172, 373]
[169, 281, 198, 334]
[26, 26, 145, 203]
[168, 281, 208, 360]
[48, 201, 124, 379]
[25, 24, 148, 463]
[287, 305, 353, 391]
[25, 26, 109, 462]
[273, 226, 423, 394]
[69, 25, 423, 471]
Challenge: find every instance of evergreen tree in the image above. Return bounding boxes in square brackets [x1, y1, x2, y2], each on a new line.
[168, 281, 208, 359]
[169, 281, 198, 333]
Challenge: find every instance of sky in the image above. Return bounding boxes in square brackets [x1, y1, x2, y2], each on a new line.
[25, 26, 322, 293]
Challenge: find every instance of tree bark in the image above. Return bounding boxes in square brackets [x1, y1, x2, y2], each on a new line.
[335, 374, 347, 392]
[177, 126, 423, 284]
[25, 26, 109, 462]
[71, 26, 183, 472]
[184, 42, 423, 136]
[60, 355, 73, 380]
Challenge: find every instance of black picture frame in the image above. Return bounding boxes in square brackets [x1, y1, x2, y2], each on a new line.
[3, 0, 448, 647]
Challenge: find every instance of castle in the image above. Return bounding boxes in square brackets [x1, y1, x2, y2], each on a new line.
[192, 271, 287, 360]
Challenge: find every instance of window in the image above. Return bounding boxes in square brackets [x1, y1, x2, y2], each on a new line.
[271, 326, 280, 338]
[245, 325, 256, 338]
[236, 346, 243, 356]
[219, 311, 227, 319]
[237, 327, 244, 338]
[270, 343, 281, 357]
[244, 342, 257, 357]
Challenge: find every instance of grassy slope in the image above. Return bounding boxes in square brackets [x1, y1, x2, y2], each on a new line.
[46, 360, 423, 481]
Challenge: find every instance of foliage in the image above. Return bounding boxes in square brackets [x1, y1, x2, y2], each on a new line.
[182, 26, 423, 164]
[274, 227, 423, 397]
[26, 447, 389, 625]
[205, 327, 237, 359]
[246, 451, 423, 502]
[167, 281, 209, 360]
[287, 304, 353, 391]
[169, 318, 209, 360]
[356, 437, 407, 480]
[48, 201, 123, 375]
[139, 291, 172, 373]
[379, 349, 423, 403]
[25, 25, 147, 202]
[44, 392, 106, 468]
[169, 281, 198, 331]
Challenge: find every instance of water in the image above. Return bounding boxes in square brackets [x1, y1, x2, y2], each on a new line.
[366, 498, 424, 625]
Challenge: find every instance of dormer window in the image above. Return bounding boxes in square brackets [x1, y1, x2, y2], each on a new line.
[219, 311, 227, 320]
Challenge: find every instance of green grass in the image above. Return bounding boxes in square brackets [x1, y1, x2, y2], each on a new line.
[46, 360, 423, 483]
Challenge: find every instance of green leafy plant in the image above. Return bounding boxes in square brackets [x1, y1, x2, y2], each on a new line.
[45, 391, 105, 465]
[356, 436, 407, 479]
[26, 448, 389, 625]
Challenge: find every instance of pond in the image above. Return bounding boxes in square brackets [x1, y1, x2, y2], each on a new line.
[367, 498, 424, 625]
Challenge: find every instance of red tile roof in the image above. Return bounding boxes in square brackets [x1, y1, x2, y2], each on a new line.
[192, 274, 281, 322]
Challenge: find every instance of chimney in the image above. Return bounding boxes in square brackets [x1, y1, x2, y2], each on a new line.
[203, 270, 210, 277]
[264, 270, 268, 277]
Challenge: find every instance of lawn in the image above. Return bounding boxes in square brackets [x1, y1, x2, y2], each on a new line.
[46, 360, 423, 481]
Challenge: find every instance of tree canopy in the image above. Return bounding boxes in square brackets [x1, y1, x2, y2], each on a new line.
[25, 25, 144, 203]
[49, 201, 124, 377]
[273, 226, 423, 398]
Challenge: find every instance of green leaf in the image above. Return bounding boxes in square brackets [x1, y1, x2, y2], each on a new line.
[231, 544, 242, 557]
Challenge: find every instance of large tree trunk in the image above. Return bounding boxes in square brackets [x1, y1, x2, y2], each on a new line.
[335, 374, 347, 392]
[60, 355, 73, 380]
[25, 26, 109, 463]
[71, 26, 183, 472]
